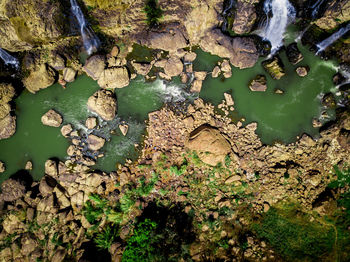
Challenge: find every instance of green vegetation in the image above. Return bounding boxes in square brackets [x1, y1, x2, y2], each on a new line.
[252, 203, 335, 261]
[95, 226, 117, 250]
[84, 0, 132, 9]
[122, 219, 158, 262]
[144, 0, 163, 27]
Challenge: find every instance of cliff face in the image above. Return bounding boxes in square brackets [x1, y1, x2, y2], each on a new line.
[0, 0, 68, 52]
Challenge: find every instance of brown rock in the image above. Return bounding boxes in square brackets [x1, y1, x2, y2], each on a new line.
[119, 124, 129, 136]
[296, 66, 309, 77]
[98, 67, 130, 89]
[25, 161, 32, 170]
[62, 67, 76, 83]
[0, 161, 5, 173]
[164, 57, 183, 77]
[262, 56, 285, 80]
[22, 64, 56, 93]
[230, 37, 259, 69]
[132, 62, 152, 76]
[224, 93, 234, 106]
[212, 66, 221, 78]
[184, 52, 197, 62]
[194, 71, 207, 81]
[0, 114, 16, 139]
[87, 89, 117, 121]
[231, 1, 257, 34]
[60, 124, 73, 137]
[87, 134, 105, 151]
[85, 117, 97, 129]
[45, 160, 58, 177]
[186, 125, 231, 166]
[1, 179, 26, 201]
[41, 109, 62, 127]
[190, 80, 203, 93]
[145, 28, 188, 52]
[249, 75, 267, 92]
[83, 55, 105, 80]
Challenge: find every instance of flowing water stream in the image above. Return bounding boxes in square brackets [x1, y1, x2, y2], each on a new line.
[70, 0, 100, 54]
[316, 23, 350, 55]
[0, 48, 19, 68]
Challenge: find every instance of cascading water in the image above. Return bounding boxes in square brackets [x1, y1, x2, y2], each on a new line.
[259, 0, 296, 55]
[70, 0, 100, 55]
[310, 0, 326, 19]
[316, 23, 350, 55]
[0, 48, 19, 68]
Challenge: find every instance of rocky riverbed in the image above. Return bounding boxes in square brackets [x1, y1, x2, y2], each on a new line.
[0, 0, 350, 261]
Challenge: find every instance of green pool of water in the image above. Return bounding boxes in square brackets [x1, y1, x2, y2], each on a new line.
[197, 42, 337, 144]
[0, 74, 191, 182]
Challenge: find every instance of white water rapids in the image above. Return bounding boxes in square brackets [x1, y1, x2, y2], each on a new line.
[0, 48, 19, 68]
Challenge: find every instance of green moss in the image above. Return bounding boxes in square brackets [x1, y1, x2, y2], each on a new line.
[252, 203, 336, 261]
[9, 17, 38, 45]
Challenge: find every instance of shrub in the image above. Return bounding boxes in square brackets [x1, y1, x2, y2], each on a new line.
[144, 0, 163, 27]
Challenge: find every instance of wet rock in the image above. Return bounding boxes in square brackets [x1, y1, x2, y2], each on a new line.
[262, 56, 285, 80]
[1, 179, 26, 201]
[41, 109, 63, 127]
[212, 66, 221, 78]
[0, 161, 5, 173]
[22, 64, 56, 93]
[296, 66, 309, 77]
[87, 89, 117, 121]
[132, 61, 152, 76]
[98, 67, 130, 89]
[286, 43, 303, 65]
[0, 114, 16, 140]
[119, 124, 129, 136]
[164, 57, 183, 77]
[249, 75, 267, 92]
[231, 1, 257, 34]
[85, 117, 97, 129]
[322, 93, 336, 108]
[25, 161, 32, 170]
[61, 124, 73, 137]
[186, 125, 231, 166]
[83, 55, 105, 81]
[333, 73, 346, 86]
[87, 134, 105, 151]
[63, 67, 76, 83]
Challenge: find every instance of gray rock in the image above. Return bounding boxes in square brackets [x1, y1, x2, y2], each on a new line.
[83, 55, 105, 80]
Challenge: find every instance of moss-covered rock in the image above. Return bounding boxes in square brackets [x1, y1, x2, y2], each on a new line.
[262, 56, 285, 80]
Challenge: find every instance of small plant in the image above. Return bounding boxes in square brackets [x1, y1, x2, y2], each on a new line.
[122, 219, 158, 262]
[144, 0, 163, 27]
[94, 225, 117, 250]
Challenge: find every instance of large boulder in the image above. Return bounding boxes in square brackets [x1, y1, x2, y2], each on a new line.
[143, 28, 188, 52]
[22, 64, 56, 93]
[231, 1, 257, 34]
[83, 55, 105, 81]
[186, 125, 231, 166]
[87, 134, 105, 151]
[97, 67, 130, 89]
[87, 89, 117, 121]
[286, 43, 303, 65]
[41, 109, 62, 127]
[0, 0, 67, 52]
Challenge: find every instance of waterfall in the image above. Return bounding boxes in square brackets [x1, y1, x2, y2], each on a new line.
[0, 48, 19, 68]
[259, 0, 296, 54]
[316, 24, 350, 55]
[70, 0, 100, 55]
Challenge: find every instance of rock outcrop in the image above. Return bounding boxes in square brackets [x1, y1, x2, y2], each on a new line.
[186, 125, 231, 166]
[41, 110, 63, 127]
[83, 55, 106, 81]
[0, 83, 16, 139]
[0, 179, 26, 202]
[231, 0, 257, 34]
[97, 67, 130, 89]
[314, 0, 350, 30]
[87, 89, 117, 121]
[286, 43, 303, 65]
[22, 64, 56, 93]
